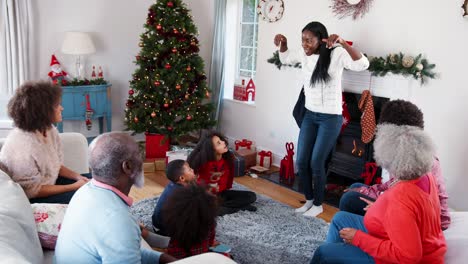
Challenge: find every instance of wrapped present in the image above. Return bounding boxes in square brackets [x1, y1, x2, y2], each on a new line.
[236, 148, 256, 169]
[143, 159, 156, 173]
[166, 150, 189, 164]
[154, 158, 166, 171]
[256, 150, 272, 169]
[234, 139, 255, 151]
[170, 145, 194, 153]
[233, 153, 246, 177]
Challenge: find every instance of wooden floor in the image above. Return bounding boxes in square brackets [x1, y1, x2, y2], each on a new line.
[130, 171, 339, 223]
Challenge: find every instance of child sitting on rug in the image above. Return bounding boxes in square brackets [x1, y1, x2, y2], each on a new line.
[152, 159, 197, 235]
[163, 184, 221, 259]
[188, 131, 257, 216]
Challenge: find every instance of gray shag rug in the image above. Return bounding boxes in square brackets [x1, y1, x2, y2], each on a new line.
[130, 183, 328, 264]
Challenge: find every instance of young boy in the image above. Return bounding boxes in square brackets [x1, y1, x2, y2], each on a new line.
[152, 160, 197, 235]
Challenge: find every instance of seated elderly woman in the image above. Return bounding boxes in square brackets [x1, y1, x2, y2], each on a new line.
[311, 124, 447, 263]
[0, 81, 89, 204]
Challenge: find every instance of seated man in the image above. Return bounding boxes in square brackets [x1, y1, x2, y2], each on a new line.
[55, 132, 175, 263]
[152, 159, 197, 235]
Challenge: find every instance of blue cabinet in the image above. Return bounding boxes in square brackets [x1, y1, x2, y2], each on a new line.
[57, 84, 112, 134]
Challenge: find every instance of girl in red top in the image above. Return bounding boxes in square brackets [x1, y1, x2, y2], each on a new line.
[311, 124, 447, 264]
[188, 131, 257, 216]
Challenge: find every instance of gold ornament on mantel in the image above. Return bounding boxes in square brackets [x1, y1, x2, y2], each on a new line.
[463, 0, 468, 17]
[402, 56, 415, 68]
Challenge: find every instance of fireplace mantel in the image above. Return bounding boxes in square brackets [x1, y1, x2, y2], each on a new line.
[342, 70, 415, 101]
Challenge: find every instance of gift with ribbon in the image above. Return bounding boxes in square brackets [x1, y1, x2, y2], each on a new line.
[256, 150, 272, 169]
[234, 139, 255, 151]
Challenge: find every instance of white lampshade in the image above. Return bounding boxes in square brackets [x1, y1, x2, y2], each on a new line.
[61, 32, 96, 55]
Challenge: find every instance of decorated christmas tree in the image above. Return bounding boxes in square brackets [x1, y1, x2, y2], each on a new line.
[125, 0, 215, 139]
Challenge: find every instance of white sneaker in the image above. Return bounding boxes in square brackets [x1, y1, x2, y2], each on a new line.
[295, 200, 313, 213]
[303, 205, 323, 218]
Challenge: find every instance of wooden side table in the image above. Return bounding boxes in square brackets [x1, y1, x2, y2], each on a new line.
[57, 84, 112, 134]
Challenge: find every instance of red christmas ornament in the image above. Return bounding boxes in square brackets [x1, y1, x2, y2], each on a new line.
[151, 112, 156, 118]
[136, 56, 141, 61]
[172, 48, 177, 53]
[167, 126, 173, 131]
[154, 81, 161, 86]
[186, 115, 192, 120]
[167, 2, 174, 7]
[205, 91, 211, 98]
[164, 103, 169, 108]
[156, 24, 162, 30]
[175, 84, 181, 90]
[173, 29, 179, 34]
[165, 63, 171, 69]
[128, 89, 134, 95]
[186, 66, 191, 71]
[134, 117, 139, 123]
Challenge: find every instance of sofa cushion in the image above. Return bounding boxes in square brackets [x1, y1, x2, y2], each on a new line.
[0, 169, 43, 263]
[32, 203, 68, 249]
[444, 211, 468, 264]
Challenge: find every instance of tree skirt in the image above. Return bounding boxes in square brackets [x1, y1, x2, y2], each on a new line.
[130, 183, 329, 264]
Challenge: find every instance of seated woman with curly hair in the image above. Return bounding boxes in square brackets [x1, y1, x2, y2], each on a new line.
[0, 81, 89, 204]
[311, 123, 447, 263]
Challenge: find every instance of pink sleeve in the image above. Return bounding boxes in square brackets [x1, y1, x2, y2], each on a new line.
[431, 158, 451, 229]
[353, 202, 423, 263]
[357, 178, 394, 199]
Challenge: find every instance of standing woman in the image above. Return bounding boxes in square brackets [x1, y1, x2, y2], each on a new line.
[274, 22, 369, 217]
[0, 81, 88, 204]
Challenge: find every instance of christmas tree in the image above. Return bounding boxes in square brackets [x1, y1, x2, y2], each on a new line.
[125, 0, 215, 138]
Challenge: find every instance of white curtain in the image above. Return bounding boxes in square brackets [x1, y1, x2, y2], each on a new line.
[0, 0, 32, 123]
[209, 0, 226, 126]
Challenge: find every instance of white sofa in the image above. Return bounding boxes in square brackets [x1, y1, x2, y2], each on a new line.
[0, 132, 235, 264]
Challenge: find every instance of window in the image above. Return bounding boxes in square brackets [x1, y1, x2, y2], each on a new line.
[238, 0, 258, 79]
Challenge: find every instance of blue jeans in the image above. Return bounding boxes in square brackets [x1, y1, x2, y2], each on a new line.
[29, 173, 92, 204]
[296, 110, 342, 205]
[339, 183, 375, 216]
[311, 211, 374, 264]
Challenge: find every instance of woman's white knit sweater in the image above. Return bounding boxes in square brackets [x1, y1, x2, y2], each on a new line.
[0, 127, 63, 198]
[279, 46, 369, 115]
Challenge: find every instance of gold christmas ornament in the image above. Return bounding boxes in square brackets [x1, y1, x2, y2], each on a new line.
[402, 56, 414, 68]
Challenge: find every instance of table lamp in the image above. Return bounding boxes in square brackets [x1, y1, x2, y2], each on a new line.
[61, 32, 95, 79]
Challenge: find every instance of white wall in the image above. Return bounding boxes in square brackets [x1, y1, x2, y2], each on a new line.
[30, 0, 214, 136]
[220, 0, 468, 210]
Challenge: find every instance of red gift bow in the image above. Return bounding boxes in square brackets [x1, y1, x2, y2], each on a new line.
[258, 150, 272, 167]
[235, 139, 253, 151]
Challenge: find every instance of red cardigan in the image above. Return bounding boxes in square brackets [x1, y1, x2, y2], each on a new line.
[352, 174, 447, 263]
[197, 159, 233, 194]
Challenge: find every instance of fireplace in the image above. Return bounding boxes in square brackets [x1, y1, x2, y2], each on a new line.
[324, 92, 389, 206]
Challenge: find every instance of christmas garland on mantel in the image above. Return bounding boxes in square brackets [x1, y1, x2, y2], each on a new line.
[267, 51, 437, 85]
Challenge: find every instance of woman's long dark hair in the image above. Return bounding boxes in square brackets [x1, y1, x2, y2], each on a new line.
[187, 130, 234, 173]
[163, 184, 218, 254]
[302, 21, 333, 86]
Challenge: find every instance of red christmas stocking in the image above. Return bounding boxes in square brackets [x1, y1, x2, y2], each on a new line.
[341, 93, 351, 134]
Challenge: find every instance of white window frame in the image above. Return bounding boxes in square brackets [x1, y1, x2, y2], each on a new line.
[236, 0, 258, 80]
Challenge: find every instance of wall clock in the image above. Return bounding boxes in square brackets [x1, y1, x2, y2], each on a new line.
[463, 0, 468, 17]
[257, 0, 285, 23]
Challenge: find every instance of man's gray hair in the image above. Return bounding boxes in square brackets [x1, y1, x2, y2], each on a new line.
[89, 132, 139, 184]
[374, 124, 435, 181]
